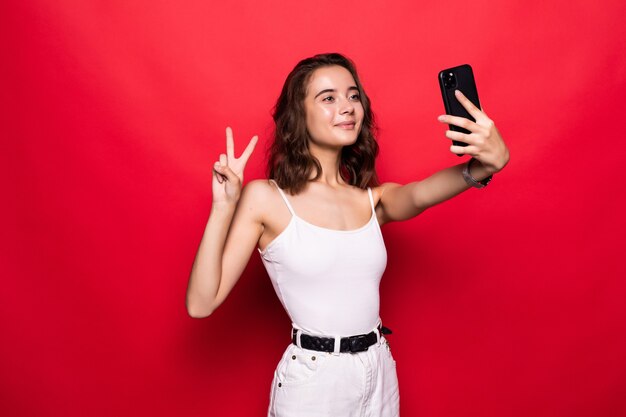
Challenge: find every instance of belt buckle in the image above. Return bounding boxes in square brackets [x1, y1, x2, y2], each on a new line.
[348, 334, 369, 353]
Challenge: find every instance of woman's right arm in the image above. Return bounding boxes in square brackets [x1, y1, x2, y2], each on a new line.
[186, 127, 260, 318]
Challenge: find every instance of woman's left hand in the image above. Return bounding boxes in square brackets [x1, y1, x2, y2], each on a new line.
[437, 90, 510, 175]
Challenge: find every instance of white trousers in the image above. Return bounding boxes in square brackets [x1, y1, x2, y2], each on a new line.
[267, 334, 400, 416]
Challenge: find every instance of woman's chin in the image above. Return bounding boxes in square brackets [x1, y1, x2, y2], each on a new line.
[334, 130, 359, 144]
[308, 130, 360, 149]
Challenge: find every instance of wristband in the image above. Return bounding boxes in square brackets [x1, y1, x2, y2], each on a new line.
[463, 157, 493, 189]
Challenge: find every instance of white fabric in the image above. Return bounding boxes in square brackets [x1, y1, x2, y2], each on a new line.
[258, 180, 388, 337]
[267, 335, 400, 416]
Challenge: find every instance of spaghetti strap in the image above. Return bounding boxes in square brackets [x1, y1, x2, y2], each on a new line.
[269, 179, 296, 216]
[367, 187, 376, 216]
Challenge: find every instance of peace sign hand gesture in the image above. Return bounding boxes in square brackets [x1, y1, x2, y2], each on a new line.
[438, 90, 510, 175]
[212, 127, 258, 205]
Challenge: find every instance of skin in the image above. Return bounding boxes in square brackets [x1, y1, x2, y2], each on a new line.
[186, 65, 510, 318]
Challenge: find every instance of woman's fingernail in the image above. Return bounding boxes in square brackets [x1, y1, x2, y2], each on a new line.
[438, 115, 445, 121]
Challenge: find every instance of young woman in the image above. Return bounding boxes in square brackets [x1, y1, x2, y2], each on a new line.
[186, 53, 509, 416]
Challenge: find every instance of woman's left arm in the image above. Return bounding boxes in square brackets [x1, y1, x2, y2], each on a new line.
[378, 90, 510, 223]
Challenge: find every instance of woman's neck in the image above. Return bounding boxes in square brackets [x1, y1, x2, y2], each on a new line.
[308, 144, 344, 186]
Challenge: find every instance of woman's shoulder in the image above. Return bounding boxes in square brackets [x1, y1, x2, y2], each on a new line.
[241, 179, 279, 202]
[234, 179, 277, 224]
[241, 179, 293, 228]
[240, 179, 285, 212]
[243, 178, 275, 192]
[371, 182, 402, 204]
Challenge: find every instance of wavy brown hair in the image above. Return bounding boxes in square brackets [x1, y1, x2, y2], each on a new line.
[267, 53, 380, 194]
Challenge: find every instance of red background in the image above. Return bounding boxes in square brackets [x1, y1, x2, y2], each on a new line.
[3, 1, 626, 416]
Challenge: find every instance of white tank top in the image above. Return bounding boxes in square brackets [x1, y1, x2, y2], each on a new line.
[258, 180, 387, 337]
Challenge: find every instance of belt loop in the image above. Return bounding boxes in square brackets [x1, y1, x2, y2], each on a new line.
[375, 317, 383, 344]
[295, 329, 302, 348]
[374, 326, 381, 344]
[332, 335, 341, 355]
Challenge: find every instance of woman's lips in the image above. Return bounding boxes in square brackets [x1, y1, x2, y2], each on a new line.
[336, 123, 355, 129]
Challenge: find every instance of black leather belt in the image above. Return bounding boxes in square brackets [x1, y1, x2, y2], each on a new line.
[291, 325, 392, 353]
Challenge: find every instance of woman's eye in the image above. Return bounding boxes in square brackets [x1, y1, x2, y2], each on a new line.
[322, 96, 334, 102]
[350, 94, 361, 101]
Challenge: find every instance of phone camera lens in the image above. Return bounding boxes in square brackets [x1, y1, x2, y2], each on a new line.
[444, 72, 457, 89]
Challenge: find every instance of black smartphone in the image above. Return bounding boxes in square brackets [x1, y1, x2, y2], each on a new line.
[438, 64, 481, 157]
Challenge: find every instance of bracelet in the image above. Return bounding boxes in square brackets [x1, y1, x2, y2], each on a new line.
[463, 158, 493, 189]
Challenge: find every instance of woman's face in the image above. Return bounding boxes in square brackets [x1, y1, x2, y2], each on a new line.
[304, 65, 364, 150]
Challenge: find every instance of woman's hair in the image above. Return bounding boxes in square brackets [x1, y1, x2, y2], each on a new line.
[267, 52, 380, 194]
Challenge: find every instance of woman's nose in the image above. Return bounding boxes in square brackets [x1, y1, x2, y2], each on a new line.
[339, 97, 355, 114]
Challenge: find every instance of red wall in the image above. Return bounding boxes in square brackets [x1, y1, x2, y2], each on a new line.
[3, 1, 625, 416]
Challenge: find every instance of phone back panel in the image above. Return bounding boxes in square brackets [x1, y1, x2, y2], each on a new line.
[438, 64, 481, 136]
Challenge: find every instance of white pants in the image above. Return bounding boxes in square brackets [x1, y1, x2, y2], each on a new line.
[267, 334, 400, 416]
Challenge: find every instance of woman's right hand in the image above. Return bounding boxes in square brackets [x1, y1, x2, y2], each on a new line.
[212, 127, 258, 205]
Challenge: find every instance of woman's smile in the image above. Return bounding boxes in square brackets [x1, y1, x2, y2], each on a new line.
[335, 121, 356, 129]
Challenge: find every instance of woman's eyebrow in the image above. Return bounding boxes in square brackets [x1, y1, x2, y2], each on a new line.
[314, 86, 359, 99]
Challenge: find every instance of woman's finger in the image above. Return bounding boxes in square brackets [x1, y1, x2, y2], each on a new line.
[219, 153, 228, 166]
[454, 90, 486, 122]
[438, 114, 482, 133]
[226, 127, 235, 158]
[213, 163, 225, 183]
[239, 135, 258, 164]
[450, 144, 478, 155]
[445, 130, 477, 145]
[217, 164, 240, 184]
